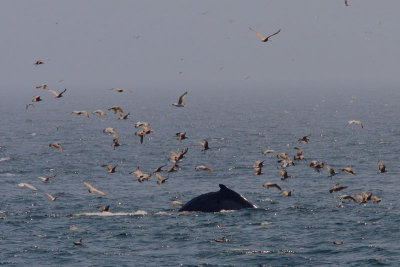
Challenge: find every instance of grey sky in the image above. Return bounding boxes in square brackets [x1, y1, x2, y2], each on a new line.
[1, 0, 399, 93]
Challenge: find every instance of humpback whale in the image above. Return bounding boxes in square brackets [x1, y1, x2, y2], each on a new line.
[179, 184, 257, 212]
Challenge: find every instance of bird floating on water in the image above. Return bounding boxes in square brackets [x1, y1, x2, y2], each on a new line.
[377, 161, 387, 174]
[200, 139, 209, 151]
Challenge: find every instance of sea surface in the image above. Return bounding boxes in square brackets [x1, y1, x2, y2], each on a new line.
[1, 86, 400, 266]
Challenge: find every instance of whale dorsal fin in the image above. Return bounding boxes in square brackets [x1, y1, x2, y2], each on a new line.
[219, 184, 228, 191]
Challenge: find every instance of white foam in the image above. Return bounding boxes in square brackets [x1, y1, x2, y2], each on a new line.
[0, 157, 11, 162]
[72, 210, 148, 217]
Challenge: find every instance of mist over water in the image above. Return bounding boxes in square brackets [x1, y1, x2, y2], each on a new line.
[1, 87, 400, 266]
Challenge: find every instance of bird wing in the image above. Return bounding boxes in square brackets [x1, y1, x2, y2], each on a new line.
[178, 92, 187, 104]
[265, 29, 281, 40]
[59, 88, 67, 96]
[102, 165, 112, 171]
[249, 27, 266, 40]
[44, 192, 56, 201]
[18, 183, 38, 191]
[48, 89, 59, 96]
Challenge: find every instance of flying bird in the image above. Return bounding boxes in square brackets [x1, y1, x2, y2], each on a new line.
[195, 165, 214, 173]
[346, 120, 363, 128]
[298, 135, 310, 144]
[281, 189, 294, 197]
[171, 200, 184, 207]
[32, 95, 42, 102]
[134, 121, 150, 128]
[155, 172, 169, 184]
[83, 182, 106, 195]
[172, 92, 188, 107]
[153, 164, 167, 174]
[377, 161, 387, 174]
[37, 174, 56, 182]
[110, 88, 132, 93]
[176, 132, 187, 141]
[93, 109, 106, 116]
[329, 183, 348, 193]
[263, 182, 282, 191]
[341, 167, 356, 176]
[118, 112, 130, 120]
[34, 60, 44, 65]
[44, 192, 58, 201]
[71, 110, 89, 118]
[107, 106, 124, 114]
[18, 182, 38, 191]
[262, 149, 275, 155]
[277, 167, 291, 180]
[249, 27, 281, 42]
[325, 164, 338, 177]
[102, 164, 118, 173]
[200, 139, 209, 151]
[36, 84, 47, 89]
[26, 104, 35, 110]
[103, 127, 119, 139]
[48, 88, 67, 98]
[49, 142, 63, 152]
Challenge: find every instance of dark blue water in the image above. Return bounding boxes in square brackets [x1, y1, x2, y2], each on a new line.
[1, 86, 400, 266]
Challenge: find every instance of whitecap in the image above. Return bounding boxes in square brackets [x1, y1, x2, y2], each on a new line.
[0, 157, 11, 162]
[72, 210, 148, 217]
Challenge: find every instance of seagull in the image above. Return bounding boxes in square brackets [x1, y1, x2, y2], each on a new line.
[36, 84, 47, 89]
[44, 192, 58, 201]
[73, 239, 83, 246]
[108, 106, 124, 114]
[134, 121, 150, 128]
[325, 164, 338, 177]
[93, 109, 106, 116]
[249, 27, 281, 42]
[118, 112, 130, 120]
[277, 167, 291, 180]
[72, 110, 90, 118]
[346, 120, 363, 128]
[294, 147, 303, 156]
[37, 174, 56, 182]
[111, 138, 120, 148]
[298, 135, 310, 144]
[98, 205, 110, 212]
[341, 167, 356, 176]
[32, 95, 42, 102]
[101, 164, 118, 173]
[262, 182, 282, 191]
[195, 165, 213, 173]
[171, 200, 184, 207]
[172, 92, 188, 107]
[200, 139, 209, 151]
[176, 132, 187, 141]
[48, 88, 67, 98]
[34, 60, 44, 65]
[18, 182, 38, 191]
[103, 127, 119, 139]
[262, 149, 275, 155]
[49, 142, 63, 152]
[377, 161, 387, 174]
[329, 183, 348, 193]
[155, 172, 169, 184]
[26, 104, 35, 110]
[83, 182, 106, 195]
[153, 164, 167, 174]
[110, 88, 132, 93]
[338, 194, 357, 202]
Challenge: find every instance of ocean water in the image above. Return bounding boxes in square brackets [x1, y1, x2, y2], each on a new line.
[1, 86, 400, 266]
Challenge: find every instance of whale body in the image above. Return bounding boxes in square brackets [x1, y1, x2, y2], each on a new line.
[179, 184, 257, 212]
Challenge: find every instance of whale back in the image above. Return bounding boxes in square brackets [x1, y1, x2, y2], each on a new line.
[179, 184, 257, 212]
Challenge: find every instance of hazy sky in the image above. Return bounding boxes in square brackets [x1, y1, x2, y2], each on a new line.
[1, 0, 400, 93]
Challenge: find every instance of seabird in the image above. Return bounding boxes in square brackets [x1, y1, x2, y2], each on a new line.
[377, 161, 387, 174]
[36, 84, 47, 89]
[156, 172, 169, 184]
[134, 121, 150, 128]
[171, 200, 184, 207]
[98, 205, 110, 212]
[176, 132, 187, 141]
[262, 182, 282, 191]
[34, 60, 44, 65]
[325, 164, 338, 177]
[37, 174, 56, 182]
[172, 92, 188, 107]
[298, 135, 310, 144]
[49, 142, 63, 152]
[101, 164, 117, 173]
[73, 239, 83, 246]
[18, 182, 38, 191]
[329, 183, 348, 193]
[44, 192, 58, 201]
[83, 182, 106, 195]
[71, 110, 90, 118]
[341, 167, 356, 176]
[262, 149, 275, 155]
[195, 165, 213, 173]
[200, 139, 209, 151]
[346, 120, 363, 128]
[107, 106, 124, 114]
[249, 27, 281, 42]
[48, 88, 67, 98]
[277, 167, 291, 180]
[153, 164, 167, 174]
[32, 95, 42, 102]
[93, 109, 106, 116]
[110, 88, 132, 93]
[26, 104, 35, 110]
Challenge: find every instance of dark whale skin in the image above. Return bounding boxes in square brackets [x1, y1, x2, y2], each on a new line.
[179, 184, 257, 212]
